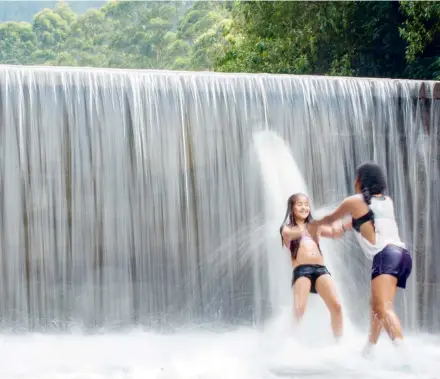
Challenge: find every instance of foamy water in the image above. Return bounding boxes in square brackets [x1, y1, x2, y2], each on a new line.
[0, 322, 439, 379]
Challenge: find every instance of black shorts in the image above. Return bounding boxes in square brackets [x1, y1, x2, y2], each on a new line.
[371, 245, 412, 289]
[292, 264, 330, 294]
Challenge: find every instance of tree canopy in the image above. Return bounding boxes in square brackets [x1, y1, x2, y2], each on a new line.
[216, 1, 440, 80]
[0, 1, 438, 80]
[0, 1, 232, 70]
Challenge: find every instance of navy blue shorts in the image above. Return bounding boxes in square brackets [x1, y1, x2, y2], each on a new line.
[371, 245, 412, 289]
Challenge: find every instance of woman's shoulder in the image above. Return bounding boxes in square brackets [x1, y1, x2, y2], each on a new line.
[343, 193, 364, 206]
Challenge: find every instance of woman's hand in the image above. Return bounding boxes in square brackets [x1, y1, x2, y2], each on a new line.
[311, 220, 345, 239]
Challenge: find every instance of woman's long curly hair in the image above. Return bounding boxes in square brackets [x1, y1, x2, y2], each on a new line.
[279, 192, 316, 260]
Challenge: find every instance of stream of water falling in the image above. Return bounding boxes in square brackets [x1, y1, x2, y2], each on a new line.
[0, 65, 439, 378]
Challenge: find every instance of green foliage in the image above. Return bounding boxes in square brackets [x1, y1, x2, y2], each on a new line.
[399, 1, 440, 79]
[0, 21, 37, 64]
[216, 1, 440, 80]
[0, 1, 232, 71]
[0, 0, 438, 80]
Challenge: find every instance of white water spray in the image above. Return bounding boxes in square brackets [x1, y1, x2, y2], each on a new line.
[252, 130, 308, 311]
[252, 130, 357, 344]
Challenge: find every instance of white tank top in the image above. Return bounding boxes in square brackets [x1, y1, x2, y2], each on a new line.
[353, 196, 405, 260]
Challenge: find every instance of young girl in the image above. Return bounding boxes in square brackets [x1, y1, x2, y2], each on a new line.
[280, 192, 344, 339]
[308, 162, 412, 354]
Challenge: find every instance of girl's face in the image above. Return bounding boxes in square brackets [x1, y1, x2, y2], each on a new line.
[292, 195, 310, 222]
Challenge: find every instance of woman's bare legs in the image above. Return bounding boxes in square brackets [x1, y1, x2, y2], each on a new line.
[363, 274, 404, 357]
[370, 274, 403, 342]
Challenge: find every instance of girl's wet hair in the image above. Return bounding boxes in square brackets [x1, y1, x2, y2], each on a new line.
[355, 161, 387, 204]
[279, 192, 316, 260]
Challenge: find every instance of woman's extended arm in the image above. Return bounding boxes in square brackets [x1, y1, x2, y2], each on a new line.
[313, 196, 357, 226]
[319, 219, 353, 239]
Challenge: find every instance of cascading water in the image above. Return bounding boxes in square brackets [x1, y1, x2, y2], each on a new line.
[252, 130, 308, 312]
[252, 130, 345, 343]
[0, 65, 439, 378]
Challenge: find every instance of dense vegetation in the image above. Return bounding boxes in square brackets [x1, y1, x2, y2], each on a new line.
[0, 1, 439, 80]
[0, 1, 105, 22]
[0, 1, 231, 70]
[217, 1, 440, 80]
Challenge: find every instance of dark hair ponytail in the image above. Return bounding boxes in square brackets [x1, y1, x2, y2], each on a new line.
[361, 186, 372, 205]
[356, 161, 387, 205]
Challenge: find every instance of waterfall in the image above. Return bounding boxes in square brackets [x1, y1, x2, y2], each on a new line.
[0, 65, 439, 333]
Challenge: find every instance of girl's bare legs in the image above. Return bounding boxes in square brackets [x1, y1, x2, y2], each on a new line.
[315, 274, 343, 339]
[293, 277, 312, 322]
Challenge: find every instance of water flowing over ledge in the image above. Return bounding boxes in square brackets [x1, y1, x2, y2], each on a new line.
[0, 64, 439, 333]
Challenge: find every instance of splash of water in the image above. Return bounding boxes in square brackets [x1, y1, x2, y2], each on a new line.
[252, 130, 308, 311]
[0, 329, 439, 379]
[252, 130, 359, 343]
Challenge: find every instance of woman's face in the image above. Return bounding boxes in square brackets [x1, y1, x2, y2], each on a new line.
[292, 195, 310, 221]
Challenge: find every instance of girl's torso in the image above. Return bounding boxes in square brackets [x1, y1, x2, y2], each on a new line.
[284, 227, 324, 268]
[351, 194, 405, 260]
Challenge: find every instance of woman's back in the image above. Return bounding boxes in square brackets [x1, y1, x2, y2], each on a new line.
[353, 196, 405, 259]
